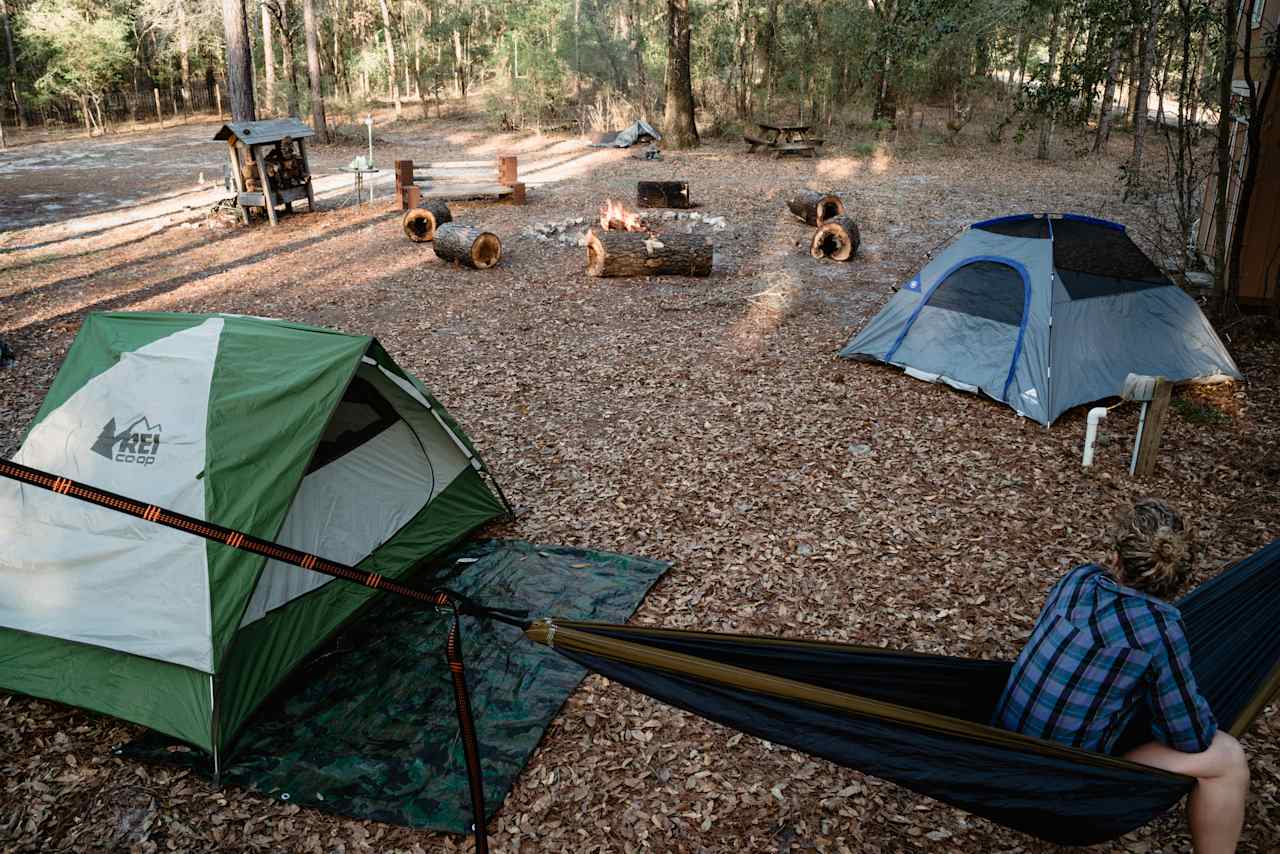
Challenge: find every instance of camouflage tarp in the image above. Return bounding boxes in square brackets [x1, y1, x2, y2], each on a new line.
[122, 539, 668, 832]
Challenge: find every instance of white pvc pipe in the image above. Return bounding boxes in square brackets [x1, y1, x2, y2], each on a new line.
[1083, 407, 1108, 467]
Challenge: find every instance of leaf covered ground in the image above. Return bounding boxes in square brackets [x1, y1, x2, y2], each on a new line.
[1, 116, 1277, 853]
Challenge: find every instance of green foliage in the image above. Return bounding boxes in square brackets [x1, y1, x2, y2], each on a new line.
[19, 0, 131, 102]
[1172, 398, 1231, 425]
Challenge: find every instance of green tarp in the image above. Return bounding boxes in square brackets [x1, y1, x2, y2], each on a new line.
[124, 540, 668, 832]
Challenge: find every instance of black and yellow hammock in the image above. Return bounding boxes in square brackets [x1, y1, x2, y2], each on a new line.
[3, 459, 1278, 849]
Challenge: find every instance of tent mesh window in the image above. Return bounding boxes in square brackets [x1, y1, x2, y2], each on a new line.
[927, 261, 1027, 325]
[974, 218, 1050, 239]
[307, 377, 401, 473]
[1050, 218, 1171, 300]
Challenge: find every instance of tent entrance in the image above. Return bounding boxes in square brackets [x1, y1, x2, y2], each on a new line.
[885, 257, 1030, 402]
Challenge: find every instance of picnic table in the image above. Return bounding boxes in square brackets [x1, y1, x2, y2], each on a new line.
[744, 122, 824, 157]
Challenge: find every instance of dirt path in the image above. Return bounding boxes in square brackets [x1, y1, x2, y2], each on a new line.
[0, 121, 1276, 854]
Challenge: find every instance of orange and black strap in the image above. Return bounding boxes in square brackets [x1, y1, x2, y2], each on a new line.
[442, 598, 490, 854]
[0, 458, 512, 849]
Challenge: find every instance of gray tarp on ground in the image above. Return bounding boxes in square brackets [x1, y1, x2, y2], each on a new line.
[840, 214, 1242, 425]
[590, 120, 662, 148]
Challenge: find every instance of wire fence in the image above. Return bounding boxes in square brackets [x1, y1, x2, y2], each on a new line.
[0, 78, 228, 132]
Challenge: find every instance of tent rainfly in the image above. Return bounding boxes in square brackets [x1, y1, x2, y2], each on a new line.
[0, 312, 510, 769]
[840, 214, 1242, 425]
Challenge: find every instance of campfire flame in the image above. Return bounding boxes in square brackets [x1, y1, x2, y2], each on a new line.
[599, 198, 645, 232]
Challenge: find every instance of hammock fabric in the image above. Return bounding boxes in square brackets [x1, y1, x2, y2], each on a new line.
[527, 539, 1280, 846]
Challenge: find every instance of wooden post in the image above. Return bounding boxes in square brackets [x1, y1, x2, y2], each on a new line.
[297, 137, 316, 210]
[1131, 377, 1172, 478]
[154, 88, 164, 128]
[395, 159, 415, 209]
[497, 154, 518, 185]
[215, 84, 224, 120]
[252, 145, 279, 226]
[227, 140, 249, 224]
[404, 185, 422, 209]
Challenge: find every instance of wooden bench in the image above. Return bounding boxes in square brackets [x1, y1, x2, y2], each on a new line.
[772, 142, 818, 158]
[395, 156, 526, 210]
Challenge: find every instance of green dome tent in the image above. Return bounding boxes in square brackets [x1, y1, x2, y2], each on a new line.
[0, 312, 510, 769]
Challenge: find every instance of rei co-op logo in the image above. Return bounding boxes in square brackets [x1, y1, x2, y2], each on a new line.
[90, 416, 162, 466]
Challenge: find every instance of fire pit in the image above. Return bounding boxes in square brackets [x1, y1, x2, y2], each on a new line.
[585, 199, 713, 278]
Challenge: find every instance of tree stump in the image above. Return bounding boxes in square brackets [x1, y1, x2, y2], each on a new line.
[636, 181, 692, 209]
[402, 201, 453, 242]
[810, 216, 861, 262]
[586, 229, 713, 277]
[433, 224, 502, 269]
[787, 190, 844, 226]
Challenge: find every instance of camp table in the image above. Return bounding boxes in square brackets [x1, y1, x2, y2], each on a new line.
[745, 122, 823, 157]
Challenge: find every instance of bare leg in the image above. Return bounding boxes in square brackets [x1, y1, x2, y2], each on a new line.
[1125, 731, 1249, 854]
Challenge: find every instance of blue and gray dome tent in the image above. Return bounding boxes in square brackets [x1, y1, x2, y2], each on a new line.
[840, 213, 1242, 425]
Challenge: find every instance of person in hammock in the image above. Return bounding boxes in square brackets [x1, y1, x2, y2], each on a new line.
[993, 498, 1250, 854]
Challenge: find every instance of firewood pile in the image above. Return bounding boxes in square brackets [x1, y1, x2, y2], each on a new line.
[586, 199, 714, 278]
[525, 211, 727, 249]
[788, 190, 860, 262]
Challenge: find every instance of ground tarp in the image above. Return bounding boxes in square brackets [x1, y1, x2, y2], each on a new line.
[589, 120, 661, 148]
[122, 539, 668, 832]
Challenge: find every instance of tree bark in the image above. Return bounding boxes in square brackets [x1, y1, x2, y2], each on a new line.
[637, 181, 692, 209]
[1211, 0, 1239, 315]
[811, 215, 861, 261]
[452, 27, 467, 99]
[402, 200, 453, 242]
[433, 224, 502, 269]
[786, 190, 844, 226]
[302, 0, 328, 141]
[662, 0, 699, 148]
[1128, 0, 1164, 185]
[586, 229, 712, 277]
[262, 2, 276, 114]
[1037, 0, 1063, 160]
[377, 0, 401, 118]
[222, 0, 257, 122]
[1093, 30, 1125, 154]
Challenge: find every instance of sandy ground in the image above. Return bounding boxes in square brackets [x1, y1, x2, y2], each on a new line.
[0, 114, 1277, 854]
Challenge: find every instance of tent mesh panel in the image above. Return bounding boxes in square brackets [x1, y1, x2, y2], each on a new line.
[1051, 219, 1171, 299]
[975, 218, 1050, 239]
[927, 261, 1026, 325]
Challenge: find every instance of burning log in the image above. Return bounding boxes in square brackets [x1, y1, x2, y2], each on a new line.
[600, 198, 646, 232]
[433, 224, 502, 269]
[810, 215, 861, 262]
[786, 190, 844, 226]
[402, 200, 454, 242]
[586, 228, 712, 278]
[636, 181, 691, 209]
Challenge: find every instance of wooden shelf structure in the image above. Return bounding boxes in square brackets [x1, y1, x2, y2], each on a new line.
[214, 118, 317, 226]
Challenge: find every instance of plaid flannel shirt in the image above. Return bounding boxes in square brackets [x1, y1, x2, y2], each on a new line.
[992, 563, 1217, 755]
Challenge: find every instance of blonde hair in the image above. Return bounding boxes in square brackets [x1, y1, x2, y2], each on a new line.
[1110, 498, 1194, 599]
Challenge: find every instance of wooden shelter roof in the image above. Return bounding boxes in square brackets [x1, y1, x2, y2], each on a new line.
[213, 119, 315, 145]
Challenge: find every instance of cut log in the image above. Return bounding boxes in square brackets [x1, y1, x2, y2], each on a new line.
[787, 190, 844, 226]
[586, 228, 712, 278]
[402, 200, 453, 242]
[433, 224, 502, 269]
[810, 215, 861, 262]
[636, 181, 692, 209]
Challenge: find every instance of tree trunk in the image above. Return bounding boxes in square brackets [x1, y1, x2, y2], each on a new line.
[1128, 0, 1164, 185]
[786, 190, 844, 226]
[279, 1, 301, 118]
[0, 0, 25, 127]
[262, 2, 276, 114]
[810, 215, 861, 261]
[732, 0, 750, 119]
[1093, 30, 1125, 154]
[377, 0, 401, 118]
[1211, 0, 1238, 316]
[301, 0, 327, 140]
[586, 229, 712, 277]
[1037, 0, 1063, 160]
[627, 0, 648, 102]
[433, 224, 502, 269]
[662, 0, 699, 148]
[402, 200, 453, 242]
[222, 0, 257, 121]
[637, 181, 692, 209]
[174, 0, 193, 115]
[452, 28, 467, 98]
